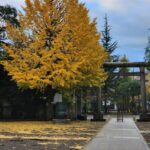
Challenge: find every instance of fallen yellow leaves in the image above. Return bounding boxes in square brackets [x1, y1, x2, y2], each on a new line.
[0, 134, 90, 141]
[0, 121, 103, 135]
[38, 142, 60, 145]
[0, 121, 105, 149]
[69, 145, 83, 150]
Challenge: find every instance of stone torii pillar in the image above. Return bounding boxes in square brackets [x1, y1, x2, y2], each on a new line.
[140, 66, 147, 113]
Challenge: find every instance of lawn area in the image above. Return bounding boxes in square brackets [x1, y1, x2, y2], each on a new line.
[136, 122, 150, 148]
[0, 121, 105, 150]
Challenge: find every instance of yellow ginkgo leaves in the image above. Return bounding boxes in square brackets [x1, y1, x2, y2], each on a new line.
[1, 0, 107, 91]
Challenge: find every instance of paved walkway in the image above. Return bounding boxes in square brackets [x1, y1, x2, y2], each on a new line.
[84, 117, 150, 150]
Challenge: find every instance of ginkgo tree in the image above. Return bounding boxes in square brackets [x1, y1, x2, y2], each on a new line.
[1, 0, 107, 93]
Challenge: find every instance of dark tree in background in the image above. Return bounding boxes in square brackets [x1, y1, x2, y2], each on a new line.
[0, 5, 19, 106]
[115, 78, 140, 114]
[119, 55, 129, 75]
[145, 37, 150, 63]
[0, 5, 43, 120]
[101, 14, 119, 113]
[115, 55, 129, 111]
[0, 5, 19, 100]
[0, 5, 19, 59]
[0, 5, 19, 42]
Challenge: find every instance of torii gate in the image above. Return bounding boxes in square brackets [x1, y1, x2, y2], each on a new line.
[103, 62, 149, 119]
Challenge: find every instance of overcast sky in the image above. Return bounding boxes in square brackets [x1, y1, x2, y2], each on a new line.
[0, 0, 150, 62]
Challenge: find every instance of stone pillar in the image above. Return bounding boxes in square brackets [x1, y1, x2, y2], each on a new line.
[140, 66, 147, 113]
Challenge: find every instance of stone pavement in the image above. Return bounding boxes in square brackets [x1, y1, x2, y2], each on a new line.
[84, 117, 150, 150]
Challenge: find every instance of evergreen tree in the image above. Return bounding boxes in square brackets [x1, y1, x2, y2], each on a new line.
[145, 37, 150, 63]
[101, 15, 118, 113]
[101, 15, 118, 61]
